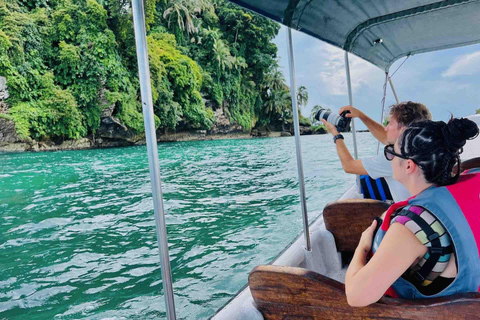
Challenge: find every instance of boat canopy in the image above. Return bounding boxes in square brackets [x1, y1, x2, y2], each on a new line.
[228, 0, 480, 71]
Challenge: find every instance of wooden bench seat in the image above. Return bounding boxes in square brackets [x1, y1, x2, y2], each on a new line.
[249, 175, 480, 319]
[249, 265, 480, 319]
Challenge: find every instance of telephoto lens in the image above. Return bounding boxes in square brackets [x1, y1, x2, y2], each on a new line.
[315, 108, 351, 132]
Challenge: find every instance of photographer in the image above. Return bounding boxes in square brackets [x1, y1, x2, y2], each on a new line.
[320, 102, 431, 202]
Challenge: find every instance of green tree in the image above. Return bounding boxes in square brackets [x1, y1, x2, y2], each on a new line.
[147, 32, 213, 130]
[163, 0, 197, 36]
[265, 67, 286, 92]
[476, 108, 480, 114]
[297, 86, 308, 109]
[1, 0, 286, 141]
[212, 38, 235, 78]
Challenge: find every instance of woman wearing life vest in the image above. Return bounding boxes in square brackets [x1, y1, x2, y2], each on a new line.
[345, 117, 479, 307]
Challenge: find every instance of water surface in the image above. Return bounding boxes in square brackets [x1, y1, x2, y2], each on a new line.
[0, 133, 377, 319]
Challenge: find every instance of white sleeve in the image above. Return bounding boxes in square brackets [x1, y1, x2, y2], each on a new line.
[361, 153, 393, 179]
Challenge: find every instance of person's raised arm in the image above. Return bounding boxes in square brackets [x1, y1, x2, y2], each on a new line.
[339, 105, 388, 145]
[322, 119, 368, 175]
[345, 221, 427, 307]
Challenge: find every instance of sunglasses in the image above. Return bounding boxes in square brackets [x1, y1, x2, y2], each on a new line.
[384, 144, 409, 161]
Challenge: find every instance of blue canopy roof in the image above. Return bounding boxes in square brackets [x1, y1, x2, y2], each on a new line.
[228, 0, 480, 71]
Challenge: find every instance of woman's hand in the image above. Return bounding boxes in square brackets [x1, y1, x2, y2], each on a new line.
[357, 219, 377, 254]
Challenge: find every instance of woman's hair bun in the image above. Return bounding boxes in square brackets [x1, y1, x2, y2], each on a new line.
[442, 117, 479, 152]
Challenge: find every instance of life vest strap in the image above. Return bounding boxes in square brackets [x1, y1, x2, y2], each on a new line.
[395, 208, 451, 286]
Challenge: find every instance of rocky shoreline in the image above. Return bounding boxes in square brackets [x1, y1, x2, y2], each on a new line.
[0, 119, 328, 153]
[0, 100, 329, 152]
[0, 131, 301, 153]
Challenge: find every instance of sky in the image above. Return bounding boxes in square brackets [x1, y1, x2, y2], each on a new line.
[273, 26, 480, 130]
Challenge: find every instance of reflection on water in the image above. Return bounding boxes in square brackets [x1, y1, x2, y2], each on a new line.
[0, 133, 377, 319]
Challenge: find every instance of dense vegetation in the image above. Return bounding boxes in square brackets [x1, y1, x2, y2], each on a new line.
[0, 0, 306, 142]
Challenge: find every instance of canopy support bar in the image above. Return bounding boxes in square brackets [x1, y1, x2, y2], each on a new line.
[389, 77, 400, 104]
[344, 52, 360, 192]
[344, 52, 358, 159]
[286, 28, 311, 252]
[131, 1, 176, 319]
[377, 72, 389, 154]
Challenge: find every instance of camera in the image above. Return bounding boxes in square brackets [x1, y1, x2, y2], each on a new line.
[315, 108, 351, 132]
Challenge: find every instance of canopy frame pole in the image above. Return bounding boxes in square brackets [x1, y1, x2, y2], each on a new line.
[389, 77, 400, 104]
[344, 52, 360, 192]
[131, 1, 176, 319]
[377, 72, 389, 154]
[286, 28, 311, 252]
[344, 52, 358, 159]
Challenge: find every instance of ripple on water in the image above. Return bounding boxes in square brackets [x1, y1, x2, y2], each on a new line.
[0, 134, 378, 319]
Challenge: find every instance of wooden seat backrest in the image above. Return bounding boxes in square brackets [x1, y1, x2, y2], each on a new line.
[249, 265, 480, 320]
[454, 156, 480, 174]
[323, 199, 390, 252]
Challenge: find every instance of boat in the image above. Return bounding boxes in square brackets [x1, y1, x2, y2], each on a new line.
[127, 1, 480, 319]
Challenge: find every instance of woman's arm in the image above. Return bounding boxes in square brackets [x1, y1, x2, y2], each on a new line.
[345, 222, 427, 307]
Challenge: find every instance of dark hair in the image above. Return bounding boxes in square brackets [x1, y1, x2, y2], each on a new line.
[399, 117, 479, 186]
[389, 101, 431, 127]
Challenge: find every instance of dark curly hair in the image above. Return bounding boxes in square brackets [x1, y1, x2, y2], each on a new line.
[389, 101, 431, 127]
[398, 117, 479, 186]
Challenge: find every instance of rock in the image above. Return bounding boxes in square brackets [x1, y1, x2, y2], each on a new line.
[209, 108, 246, 134]
[98, 87, 116, 117]
[0, 101, 8, 114]
[281, 131, 292, 137]
[193, 130, 207, 136]
[28, 141, 40, 152]
[251, 129, 268, 137]
[59, 138, 91, 150]
[299, 126, 313, 135]
[97, 116, 135, 142]
[313, 127, 327, 134]
[0, 117, 20, 143]
[0, 76, 9, 101]
[0, 142, 30, 152]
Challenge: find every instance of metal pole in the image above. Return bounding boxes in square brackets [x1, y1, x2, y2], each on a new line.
[286, 28, 311, 252]
[344, 52, 360, 193]
[389, 77, 400, 104]
[377, 72, 389, 154]
[131, 1, 176, 319]
[344, 52, 358, 159]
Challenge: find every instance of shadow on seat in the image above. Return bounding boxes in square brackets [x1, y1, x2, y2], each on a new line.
[249, 265, 480, 320]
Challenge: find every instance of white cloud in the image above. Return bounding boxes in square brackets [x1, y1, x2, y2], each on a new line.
[442, 51, 480, 77]
[312, 43, 383, 95]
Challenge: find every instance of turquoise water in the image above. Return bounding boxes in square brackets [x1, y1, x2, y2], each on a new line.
[0, 133, 377, 319]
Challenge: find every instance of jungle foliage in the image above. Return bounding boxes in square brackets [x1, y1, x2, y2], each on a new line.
[0, 0, 299, 141]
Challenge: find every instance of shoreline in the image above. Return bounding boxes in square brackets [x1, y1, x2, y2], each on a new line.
[0, 130, 307, 153]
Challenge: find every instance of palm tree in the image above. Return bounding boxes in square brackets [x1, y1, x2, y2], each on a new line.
[163, 0, 197, 35]
[264, 64, 287, 93]
[264, 89, 290, 116]
[297, 86, 308, 109]
[310, 105, 327, 123]
[212, 38, 235, 76]
[190, 0, 214, 13]
[264, 89, 293, 131]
